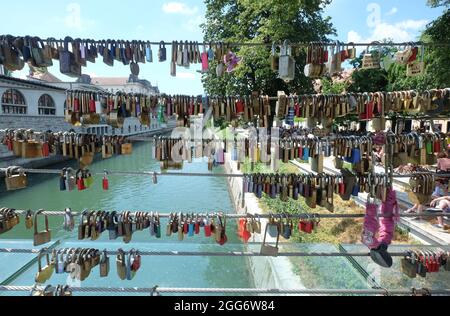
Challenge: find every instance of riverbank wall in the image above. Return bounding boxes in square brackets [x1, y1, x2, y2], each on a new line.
[223, 152, 305, 292]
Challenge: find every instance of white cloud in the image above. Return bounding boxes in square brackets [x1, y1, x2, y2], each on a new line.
[53, 3, 95, 32]
[162, 2, 199, 15]
[386, 7, 398, 16]
[65, 3, 82, 30]
[177, 72, 196, 79]
[348, 19, 429, 45]
[183, 15, 205, 32]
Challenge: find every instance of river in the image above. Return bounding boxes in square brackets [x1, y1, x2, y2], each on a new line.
[0, 141, 254, 295]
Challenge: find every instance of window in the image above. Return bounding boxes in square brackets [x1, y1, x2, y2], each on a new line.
[2, 89, 27, 114]
[38, 94, 56, 116]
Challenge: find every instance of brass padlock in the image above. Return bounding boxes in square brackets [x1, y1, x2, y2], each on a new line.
[99, 249, 110, 277]
[401, 252, 417, 278]
[35, 249, 54, 284]
[33, 209, 51, 246]
[116, 248, 127, 280]
[25, 210, 33, 230]
[5, 166, 27, 191]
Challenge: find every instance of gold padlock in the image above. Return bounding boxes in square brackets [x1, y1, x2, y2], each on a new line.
[33, 209, 51, 246]
[35, 249, 54, 284]
[116, 249, 127, 280]
[25, 210, 33, 230]
[5, 166, 27, 191]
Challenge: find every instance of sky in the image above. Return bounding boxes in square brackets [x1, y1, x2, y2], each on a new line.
[0, 0, 446, 95]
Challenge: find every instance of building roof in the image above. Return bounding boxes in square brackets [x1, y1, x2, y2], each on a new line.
[91, 77, 129, 86]
[0, 75, 66, 91]
[27, 72, 63, 83]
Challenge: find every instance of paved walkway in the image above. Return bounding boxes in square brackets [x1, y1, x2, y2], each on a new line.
[290, 158, 450, 245]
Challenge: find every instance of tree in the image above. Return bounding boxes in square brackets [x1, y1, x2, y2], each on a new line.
[201, 0, 336, 96]
[427, 0, 450, 7]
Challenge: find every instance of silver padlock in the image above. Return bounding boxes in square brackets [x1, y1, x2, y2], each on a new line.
[278, 40, 295, 82]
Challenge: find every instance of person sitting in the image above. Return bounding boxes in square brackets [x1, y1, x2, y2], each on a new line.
[406, 180, 448, 215]
[429, 195, 450, 231]
[437, 151, 450, 172]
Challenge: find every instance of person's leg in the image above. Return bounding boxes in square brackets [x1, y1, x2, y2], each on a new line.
[433, 200, 450, 229]
[406, 204, 418, 213]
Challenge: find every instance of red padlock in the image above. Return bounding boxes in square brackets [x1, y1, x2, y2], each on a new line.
[242, 227, 251, 243]
[339, 182, 346, 195]
[74, 97, 80, 112]
[42, 142, 50, 157]
[194, 221, 200, 235]
[89, 96, 96, 113]
[432, 255, 440, 272]
[204, 224, 212, 237]
[131, 252, 141, 272]
[238, 219, 245, 239]
[304, 221, 313, 234]
[108, 97, 114, 112]
[294, 103, 300, 117]
[425, 257, 432, 273]
[323, 50, 329, 63]
[102, 177, 109, 190]
[6, 137, 13, 151]
[77, 177, 85, 191]
[434, 139, 441, 153]
[298, 221, 307, 233]
[236, 100, 244, 114]
[218, 232, 228, 246]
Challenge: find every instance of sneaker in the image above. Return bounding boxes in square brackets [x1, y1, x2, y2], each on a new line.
[370, 243, 393, 268]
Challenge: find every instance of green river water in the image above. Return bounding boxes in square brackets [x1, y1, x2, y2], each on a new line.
[2, 142, 449, 296]
[0, 142, 255, 295]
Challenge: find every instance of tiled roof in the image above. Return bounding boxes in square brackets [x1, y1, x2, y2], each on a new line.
[28, 72, 63, 83]
[91, 77, 128, 86]
[0, 75, 66, 91]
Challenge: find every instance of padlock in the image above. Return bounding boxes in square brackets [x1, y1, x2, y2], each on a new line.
[278, 40, 295, 82]
[99, 249, 110, 277]
[55, 250, 66, 274]
[65, 168, 76, 191]
[33, 210, 51, 246]
[401, 252, 417, 278]
[204, 218, 212, 237]
[260, 223, 279, 257]
[116, 248, 127, 280]
[59, 168, 67, 191]
[35, 249, 54, 284]
[5, 166, 27, 191]
[25, 210, 33, 230]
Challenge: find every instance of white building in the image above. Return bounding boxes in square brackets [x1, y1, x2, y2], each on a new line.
[0, 74, 166, 135]
[91, 75, 159, 95]
[0, 74, 71, 132]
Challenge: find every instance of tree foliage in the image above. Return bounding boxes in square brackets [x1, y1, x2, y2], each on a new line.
[201, 0, 336, 96]
[427, 0, 450, 7]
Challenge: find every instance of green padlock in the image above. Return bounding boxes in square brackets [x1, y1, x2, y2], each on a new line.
[84, 171, 94, 188]
[426, 141, 433, 155]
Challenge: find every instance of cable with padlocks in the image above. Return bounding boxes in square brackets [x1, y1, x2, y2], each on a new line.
[1, 167, 450, 179]
[7, 209, 450, 219]
[1, 247, 449, 257]
[1, 285, 448, 296]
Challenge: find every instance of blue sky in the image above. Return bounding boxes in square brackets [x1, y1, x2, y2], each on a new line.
[1, 1, 445, 95]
